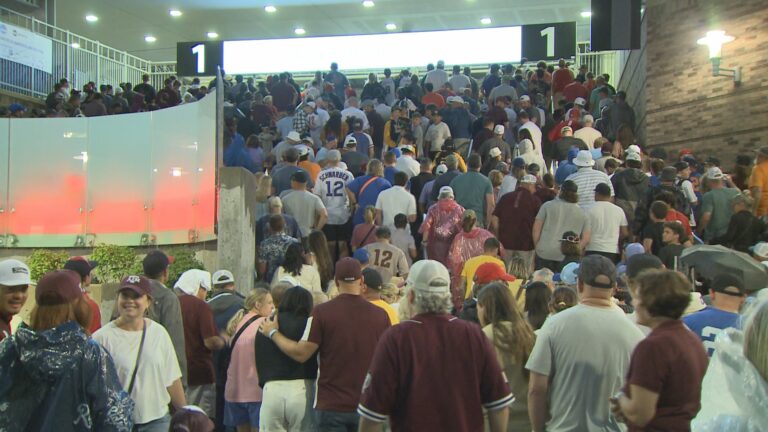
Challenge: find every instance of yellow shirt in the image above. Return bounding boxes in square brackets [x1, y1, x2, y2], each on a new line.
[370, 299, 400, 325]
[749, 160, 768, 216]
[461, 255, 506, 299]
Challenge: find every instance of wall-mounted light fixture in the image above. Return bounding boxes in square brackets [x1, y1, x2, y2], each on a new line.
[697, 30, 741, 84]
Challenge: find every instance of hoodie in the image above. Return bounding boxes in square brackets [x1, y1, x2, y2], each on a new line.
[0, 321, 133, 431]
[519, 139, 546, 172]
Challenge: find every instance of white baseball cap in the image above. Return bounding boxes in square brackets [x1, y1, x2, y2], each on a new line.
[406, 260, 451, 293]
[212, 269, 235, 285]
[493, 124, 505, 135]
[489, 147, 502, 158]
[0, 259, 32, 286]
[438, 185, 454, 198]
[706, 167, 724, 180]
[625, 152, 642, 162]
[286, 131, 301, 142]
[450, 96, 464, 104]
[573, 150, 595, 167]
[627, 145, 642, 155]
[519, 95, 531, 102]
[574, 97, 586, 106]
[752, 242, 768, 259]
[520, 174, 537, 184]
[344, 135, 358, 147]
[174, 269, 212, 295]
[436, 164, 448, 175]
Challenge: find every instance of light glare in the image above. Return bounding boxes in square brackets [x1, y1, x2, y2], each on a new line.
[385, 23, 397, 31]
[85, 14, 98, 22]
[294, 28, 306, 35]
[363, 0, 375, 7]
[169, 9, 182, 17]
[207, 32, 219, 39]
[144, 35, 157, 43]
[580, 11, 592, 18]
[480, 17, 492, 25]
[264, 5, 277, 13]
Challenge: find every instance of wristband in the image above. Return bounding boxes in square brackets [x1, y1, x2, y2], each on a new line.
[268, 329, 278, 339]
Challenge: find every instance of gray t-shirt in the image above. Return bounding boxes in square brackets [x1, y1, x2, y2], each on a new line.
[526, 304, 645, 432]
[700, 187, 739, 241]
[534, 198, 588, 261]
[450, 171, 493, 226]
[281, 190, 326, 238]
[363, 241, 410, 282]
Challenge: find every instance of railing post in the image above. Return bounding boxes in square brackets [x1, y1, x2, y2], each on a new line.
[96, 41, 101, 84]
[66, 30, 71, 84]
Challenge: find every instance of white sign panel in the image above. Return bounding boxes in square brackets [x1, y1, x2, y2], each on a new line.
[224, 26, 522, 74]
[0, 22, 53, 73]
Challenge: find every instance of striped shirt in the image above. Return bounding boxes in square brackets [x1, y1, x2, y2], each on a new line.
[566, 167, 614, 209]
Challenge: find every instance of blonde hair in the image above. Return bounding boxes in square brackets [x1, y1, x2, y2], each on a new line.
[226, 288, 270, 336]
[380, 283, 401, 304]
[363, 205, 376, 224]
[507, 255, 531, 281]
[745, 299, 768, 381]
[255, 175, 272, 203]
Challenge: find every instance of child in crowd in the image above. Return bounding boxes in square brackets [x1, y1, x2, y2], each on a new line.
[549, 287, 577, 314]
[658, 221, 687, 270]
[558, 231, 582, 272]
[390, 214, 417, 266]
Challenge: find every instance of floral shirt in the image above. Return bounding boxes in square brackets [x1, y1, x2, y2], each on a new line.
[258, 233, 300, 282]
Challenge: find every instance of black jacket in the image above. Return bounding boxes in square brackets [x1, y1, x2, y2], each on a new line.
[255, 311, 318, 387]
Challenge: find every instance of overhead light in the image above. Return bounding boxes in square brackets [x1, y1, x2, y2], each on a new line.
[697, 30, 740, 84]
[144, 35, 157, 43]
[169, 9, 183, 17]
[70, 42, 80, 49]
[264, 5, 277, 13]
[580, 11, 592, 18]
[207, 31, 219, 39]
[294, 27, 306, 35]
[85, 14, 98, 22]
[385, 23, 397, 31]
[171, 168, 182, 177]
[362, 0, 375, 7]
[480, 17, 492, 25]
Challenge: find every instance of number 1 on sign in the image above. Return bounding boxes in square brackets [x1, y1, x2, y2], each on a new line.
[540, 27, 555, 57]
[191, 44, 205, 74]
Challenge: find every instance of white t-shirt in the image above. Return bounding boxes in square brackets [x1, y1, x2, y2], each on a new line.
[314, 167, 354, 225]
[395, 156, 420, 179]
[584, 201, 628, 253]
[425, 122, 451, 152]
[272, 264, 323, 294]
[498, 175, 518, 199]
[341, 106, 369, 130]
[93, 319, 182, 424]
[375, 186, 417, 231]
[680, 178, 698, 226]
[519, 121, 543, 159]
[525, 305, 644, 432]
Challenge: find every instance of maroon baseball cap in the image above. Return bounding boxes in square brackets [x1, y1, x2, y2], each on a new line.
[335, 257, 362, 282]
[119, 275, 152, 297]
[35, 270, 83, 306]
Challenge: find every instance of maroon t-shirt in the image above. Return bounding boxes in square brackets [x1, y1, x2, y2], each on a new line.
[305, 293, 390, 412]
[178, 294, 219, 386]
[493, 188, 542, 251]
[358, 313, 513, 432]
[625, 320, 708, 432]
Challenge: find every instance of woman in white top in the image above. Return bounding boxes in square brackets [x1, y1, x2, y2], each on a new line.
[224, 288, 273, 432]
[93, 275, 185, 432]
[271, 242, 322, 294]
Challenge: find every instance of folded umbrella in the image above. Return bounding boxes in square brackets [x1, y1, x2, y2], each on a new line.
[679, 244, 768, 292]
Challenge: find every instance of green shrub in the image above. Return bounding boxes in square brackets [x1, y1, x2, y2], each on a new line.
[164, 247, 205, 287]
[27, 249, 70, 281]
[90, 244, 139, 283]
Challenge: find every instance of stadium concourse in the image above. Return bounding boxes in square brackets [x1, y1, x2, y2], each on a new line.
[1, 1, 768, 432]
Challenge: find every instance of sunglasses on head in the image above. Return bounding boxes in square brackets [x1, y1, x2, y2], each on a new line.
[561, 235, 580, 243]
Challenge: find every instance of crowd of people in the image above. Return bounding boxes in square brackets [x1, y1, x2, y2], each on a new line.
[0, 59, 767, 432]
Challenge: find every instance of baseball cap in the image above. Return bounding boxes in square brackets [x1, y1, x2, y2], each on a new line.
[521, 174, 537, 184]
[0, 259, 32, 286]
[594, 182, 612, 196]
[291, 170, 309, 184]
[344, 135, 357, 147]
[406, 260, 450, 293]
[660, 166, 678, 182]
[577, 255, 616, 289]
[399, 145, 414, 154]
[298, 146, 310, 157]
[119, 275, 152, 297]
[489, 147, 502, 158]
[512, 157, 526, 169]
[705, 156, 721, 167]
[493, 124, 505, 135]
[706, 167, 724, 180]
[438, 186, 454, 199]
[268, 196, 282, 208]
[474, 262, 516, 285]
[573, 150, 594, 167]
[674, 161, 689, 171]
[574, 97, 586, 106]
[711, 274, 746, 296]
[627, 145, 642, 155]
[305, 101, 316, 109]
[63, 257, 99, 279]
[435, 164, 448, 175]
[450, 96, 464, 104]
[362, 268, 383, 290]
[625, 254, 663, 279]
[335, 257, 362, 282]
[326, 149, 342, 162]
[519, 95, 531, 102]
[624, 243, 645, 260]
[36, 270, 82, 306]
[684, 292, 706, 316]
[625, 152, 642, 162]
[212, 269, 235, 285]
[353, 248, 370, 264]
[560, 126, 573, 134]
[174, 269, 212, 295]
[559, 262, 579, 285]
[751, 242, 768, 259]
[286, 131, 301, 142]
[559, 231, 580, 243]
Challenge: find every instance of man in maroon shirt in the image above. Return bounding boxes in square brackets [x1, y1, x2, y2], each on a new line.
[552, 58, 574, 104]
[271, 72, 298, 113]
[175, 269, 225, 418]
[358, 260, 513, 432]
[0, 259, 31, 341]
[490, 174, 542, 271]
[260, 257, 390, 431]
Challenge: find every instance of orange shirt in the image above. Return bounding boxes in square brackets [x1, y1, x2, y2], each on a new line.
[749, 160, 768, 216]
[299, 160, 321, 183]
[421, 92, 445, 109]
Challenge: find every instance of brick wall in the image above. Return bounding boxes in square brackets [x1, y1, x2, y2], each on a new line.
[644, 0, 768, 166]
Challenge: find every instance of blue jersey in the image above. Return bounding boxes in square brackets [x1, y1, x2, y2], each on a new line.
[683, 306, 741, 356]
[347, 175, 391, 225]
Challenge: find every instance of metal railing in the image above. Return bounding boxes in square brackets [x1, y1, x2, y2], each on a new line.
[0, 5, 176, 100]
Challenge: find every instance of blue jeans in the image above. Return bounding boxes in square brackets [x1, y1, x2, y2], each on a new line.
[315, 410, 359, 432]
[134, 413, 170, 432]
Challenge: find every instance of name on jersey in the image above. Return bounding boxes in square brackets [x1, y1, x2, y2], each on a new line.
[318, 170, 351, 182]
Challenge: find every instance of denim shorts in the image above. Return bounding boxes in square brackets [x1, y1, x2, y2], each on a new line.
[224, 401, 262, 427]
